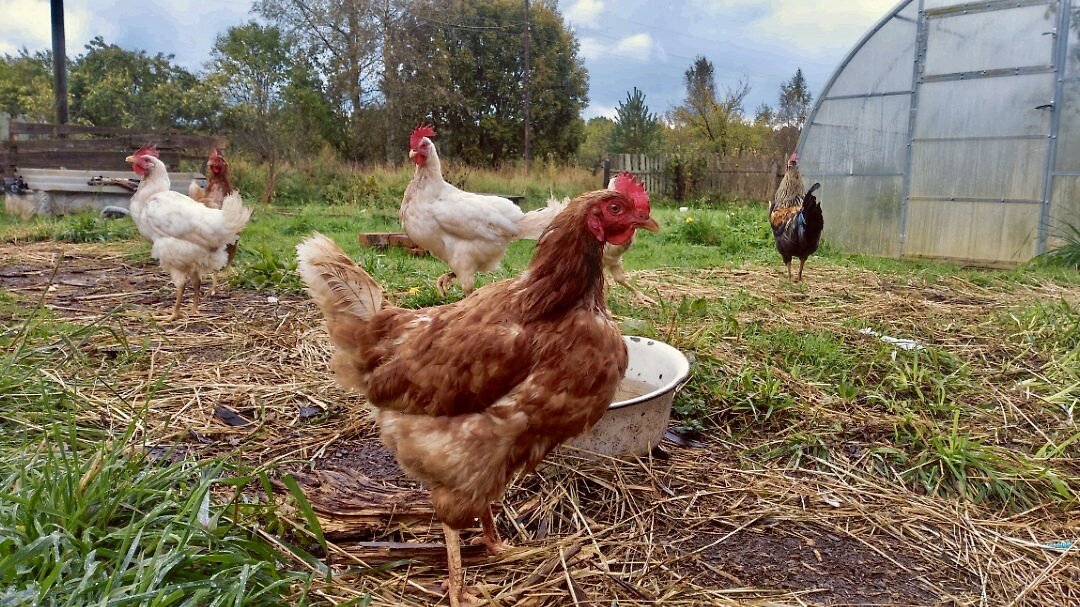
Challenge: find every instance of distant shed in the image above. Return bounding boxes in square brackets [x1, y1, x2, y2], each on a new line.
[797, 0, 1080, 265]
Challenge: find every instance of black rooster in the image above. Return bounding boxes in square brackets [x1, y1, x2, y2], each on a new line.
[769, 152, 823, 282]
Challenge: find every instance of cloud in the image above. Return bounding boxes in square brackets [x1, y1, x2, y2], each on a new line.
[565, 0, 604, 29]
[747, 0, 898, 54]
[578, 36, 604, 61]
[0, 0, 96, 55]
[613, 33, 657, 61]
[0, 0, 253, 70]
[582, 103, 617, 120]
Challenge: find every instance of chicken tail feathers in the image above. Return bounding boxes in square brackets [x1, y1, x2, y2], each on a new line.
[219, 192, 252, 237]
[297, 233, 384, 322]
[516, 196, 570, 240]
[802, 183, 824, 231]
[187, 180, 205, 202]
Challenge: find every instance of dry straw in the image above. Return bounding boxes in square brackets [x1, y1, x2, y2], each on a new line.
[1, 242, 1076, 606]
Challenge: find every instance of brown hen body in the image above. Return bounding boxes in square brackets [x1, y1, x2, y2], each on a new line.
[308, 192, 629, 529]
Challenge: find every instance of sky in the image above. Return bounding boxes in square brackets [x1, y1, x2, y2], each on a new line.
[1, 0, 900, 120]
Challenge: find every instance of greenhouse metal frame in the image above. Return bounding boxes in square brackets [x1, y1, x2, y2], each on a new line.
[798, 0, 1079, 264]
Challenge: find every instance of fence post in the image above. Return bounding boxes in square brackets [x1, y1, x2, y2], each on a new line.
[602, 158, 610, 189]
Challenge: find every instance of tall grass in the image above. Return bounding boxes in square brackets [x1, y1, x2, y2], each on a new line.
[1037, 222, 1080, 269]
[225, 154, 600, 208]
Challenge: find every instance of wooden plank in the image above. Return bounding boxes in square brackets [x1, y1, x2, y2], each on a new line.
[10, 150, 202, 171]
[10, 122, 227, 147]
[5, 134, 227, 152]
[18, 167, 203, 193]
[607, 152, 784, 201]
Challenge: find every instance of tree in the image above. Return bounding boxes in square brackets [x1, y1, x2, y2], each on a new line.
[753, 103, 775, 127]
[209, 23, 307, 202]
[669, 55, 752, 155]
[609, 87, 661, 154]
[0, 49, 54, 121]
[68, 37, 219, 129]
[777, 68, 811, 129]
[576, 116, 614, 170]
[772, 68, 812, 155]
[256, 0, 404, 160]
[389, 0, 587, 166]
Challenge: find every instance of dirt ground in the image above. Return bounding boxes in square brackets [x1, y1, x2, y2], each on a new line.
[1, 241, 1075, 607]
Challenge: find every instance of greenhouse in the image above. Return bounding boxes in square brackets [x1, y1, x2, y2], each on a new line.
[798, 0, 1080, 265]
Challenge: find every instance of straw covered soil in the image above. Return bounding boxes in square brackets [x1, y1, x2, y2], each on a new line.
[0, 241, 1076, 606]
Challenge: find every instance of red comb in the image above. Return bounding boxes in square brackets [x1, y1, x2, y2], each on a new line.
[788, 151, 798, 163]
[410, 124, 436, 149]
[210, 148, 223, 160]
[611, 171, 650, 213]
[134, 145, 159, 159]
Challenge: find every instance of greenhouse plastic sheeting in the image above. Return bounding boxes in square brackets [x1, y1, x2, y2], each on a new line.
[798, 0, 1079, 264]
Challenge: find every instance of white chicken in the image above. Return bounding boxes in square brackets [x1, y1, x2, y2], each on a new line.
[400, 125, 566, 296]
[124, 146, 252, 321]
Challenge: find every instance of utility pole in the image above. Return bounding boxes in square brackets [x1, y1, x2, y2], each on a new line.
[50, 0, 68, 124]
[522, 0, 531, 170]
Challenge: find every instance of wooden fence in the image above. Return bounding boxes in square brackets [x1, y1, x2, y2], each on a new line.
[2, 119, 226, 177]
[608, 153, 784, 201]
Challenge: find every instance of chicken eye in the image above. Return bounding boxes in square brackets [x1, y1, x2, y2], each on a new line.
[608, 203, 622, 214]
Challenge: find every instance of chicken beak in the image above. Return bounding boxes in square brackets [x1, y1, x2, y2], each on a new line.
[124, 155, 136, 164]
[640, 217, 660, 233]
[408, 150, 417, 159]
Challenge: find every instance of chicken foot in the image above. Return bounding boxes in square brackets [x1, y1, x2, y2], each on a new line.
[442, 523, 480, 607]
[471, 506, 512, 555]
[435, 272, 457, 298]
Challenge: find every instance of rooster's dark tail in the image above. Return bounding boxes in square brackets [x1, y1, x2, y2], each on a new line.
[801, 183, 824, 250]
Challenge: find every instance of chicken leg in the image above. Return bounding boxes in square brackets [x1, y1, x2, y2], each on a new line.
[784, 259, 793, 282]
[474, 505, 511, 555]
[190, 275, 203, 315]
[613, 257, 652, 304]
[796, 258, 806, 283]
[165, 278, 187, 322]
[442, 523, 479, 607]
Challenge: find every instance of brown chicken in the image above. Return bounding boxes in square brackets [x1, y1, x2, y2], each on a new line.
[770, 152, 823, 282]
[188, 149, 239, 292]
[297, 182, 657, 606]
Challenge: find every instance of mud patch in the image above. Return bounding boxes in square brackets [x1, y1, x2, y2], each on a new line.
[690, 524, 973, 605]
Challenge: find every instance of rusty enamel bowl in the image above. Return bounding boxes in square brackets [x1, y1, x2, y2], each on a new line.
[568, 336, 691, 457]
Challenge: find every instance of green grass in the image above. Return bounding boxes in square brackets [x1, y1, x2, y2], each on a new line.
[0, 304, 320, 605]
[1036, 222, 1080, 269]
